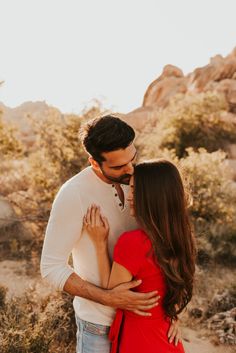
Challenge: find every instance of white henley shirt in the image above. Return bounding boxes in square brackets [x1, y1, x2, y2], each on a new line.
[40, 166, 137, 326]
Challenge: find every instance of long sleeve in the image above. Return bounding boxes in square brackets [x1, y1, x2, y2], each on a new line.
[40, 183, 83, 290]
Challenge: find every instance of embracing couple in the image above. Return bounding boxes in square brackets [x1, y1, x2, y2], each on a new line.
[41, 115, 196, 353]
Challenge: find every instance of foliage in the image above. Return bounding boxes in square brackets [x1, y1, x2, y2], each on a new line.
[0, 112, 24, 159]
[139, 92, 236, 157]
[28, 109, 87, 205]
[179, 148, 236, 264]
[0, 285, 7, 308]
[0, 104, 103, 249]
[0, 286, 76, 353]
[1, 92, 236, 349]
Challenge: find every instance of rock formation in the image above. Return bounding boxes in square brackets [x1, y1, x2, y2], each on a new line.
[143, 48, 236, 110]
[123, 48, 236, 179]
[125, 47, 236, 132]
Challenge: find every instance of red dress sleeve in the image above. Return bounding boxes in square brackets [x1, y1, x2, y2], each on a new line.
[113, 230, 146, 276]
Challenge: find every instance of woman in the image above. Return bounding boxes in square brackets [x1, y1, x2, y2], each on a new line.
[84, 159, 196, 353]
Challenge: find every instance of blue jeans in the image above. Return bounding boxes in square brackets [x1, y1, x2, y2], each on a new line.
[75, 315, 111, 353]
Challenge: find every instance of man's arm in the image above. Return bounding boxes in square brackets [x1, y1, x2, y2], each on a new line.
[63, 272, 159, 314]
[63, 258, 181, 342]
[40, 184, 83, 289]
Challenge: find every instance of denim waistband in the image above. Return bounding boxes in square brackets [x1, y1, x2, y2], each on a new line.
[76, 316, 110, 336]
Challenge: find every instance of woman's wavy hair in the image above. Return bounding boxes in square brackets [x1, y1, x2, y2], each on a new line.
[133, 159, 196, 320]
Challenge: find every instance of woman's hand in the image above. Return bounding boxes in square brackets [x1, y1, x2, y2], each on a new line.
[83, 204, 109, 247]
[168, 318, 181, 346]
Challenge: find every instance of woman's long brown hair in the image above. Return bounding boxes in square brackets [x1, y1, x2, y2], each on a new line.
[133, 159, 196, 320]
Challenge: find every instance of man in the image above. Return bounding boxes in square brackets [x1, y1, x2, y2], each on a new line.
[41, 115, 180, 353]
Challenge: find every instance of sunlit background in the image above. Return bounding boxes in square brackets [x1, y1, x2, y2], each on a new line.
[1, 0, 236, 113]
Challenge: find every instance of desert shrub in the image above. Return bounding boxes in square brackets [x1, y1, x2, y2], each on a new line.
[15, 110, 89, 242]
[27, 105, 108, 208]
[28, 109, 87, 201]
[0, 160, 29, 196]
[0, 289, 76, 353]
[180, 148, 236, 264]
[205, 288, 236, 319]
[0, 285, 7, 308]
[0, 113, 24, 159]
[138, 92, 236, 158]
[0, 104, 105, 259]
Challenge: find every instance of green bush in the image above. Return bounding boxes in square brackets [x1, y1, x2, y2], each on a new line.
[139, 92, 236, 158]
[27, 104, 106, 206]
[28, 110, 87, 204]
[180, 148, 236, 264]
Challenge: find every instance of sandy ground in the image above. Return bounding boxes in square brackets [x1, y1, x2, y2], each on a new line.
[0, 259, 53, 298]
[182, 327, 235, 353]
[0, 260, 235, 353]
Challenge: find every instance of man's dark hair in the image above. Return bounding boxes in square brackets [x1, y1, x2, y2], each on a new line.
[79, 115, 135, 163]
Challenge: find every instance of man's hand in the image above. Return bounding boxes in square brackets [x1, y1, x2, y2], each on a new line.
[106, 279, 160, 316]
[168, 318, 181, 346]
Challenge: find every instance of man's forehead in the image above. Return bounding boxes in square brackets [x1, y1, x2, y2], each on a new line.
[102, 145, 136, 166]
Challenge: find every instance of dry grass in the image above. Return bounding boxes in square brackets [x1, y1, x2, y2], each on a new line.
[182, 264, 236, 345]
[0, 287, 76, 353]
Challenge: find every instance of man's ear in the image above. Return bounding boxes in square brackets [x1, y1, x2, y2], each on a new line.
[89, 157, 100, 170]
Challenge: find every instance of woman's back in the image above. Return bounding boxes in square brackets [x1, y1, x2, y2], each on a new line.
[111, 229, 185, 353]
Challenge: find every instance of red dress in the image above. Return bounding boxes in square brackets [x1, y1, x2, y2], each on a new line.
[109, 229, 185, 353]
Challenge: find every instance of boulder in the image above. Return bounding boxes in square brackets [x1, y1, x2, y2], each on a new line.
[141, 47, 236, 113]
[189, 49, 236, 91]
[123, 106, 160, 132]
[205, 79, 236, 112]
[143, 65, 188, 108]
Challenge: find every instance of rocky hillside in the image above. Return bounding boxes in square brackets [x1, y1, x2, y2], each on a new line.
[0, 101, 61, 146]
[124, 48, 236, 177]
[125, 47, 236, 129]
[143, 49, 236, 111]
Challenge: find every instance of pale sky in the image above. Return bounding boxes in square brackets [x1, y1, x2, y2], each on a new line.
[0, 0, 236, 114]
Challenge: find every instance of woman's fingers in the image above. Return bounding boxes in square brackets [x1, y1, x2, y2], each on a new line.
[85, 204, 107, 229]
[86, 204, 102, 227]
[83, 215, 87, 227]
[90, 205, 96, 226]
[101, 215, 109, 231]
[85, 206, 90, 225]
[95, 206, 102, 226]
[168, 320, 181, 345]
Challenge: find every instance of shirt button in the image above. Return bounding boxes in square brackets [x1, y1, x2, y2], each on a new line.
[112, 184, 115, 187]
[115, 193, 117, 197]
[119, 203, 122, 206]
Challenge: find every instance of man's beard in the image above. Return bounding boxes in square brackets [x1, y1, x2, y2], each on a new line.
[100, 167, 131, 185]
